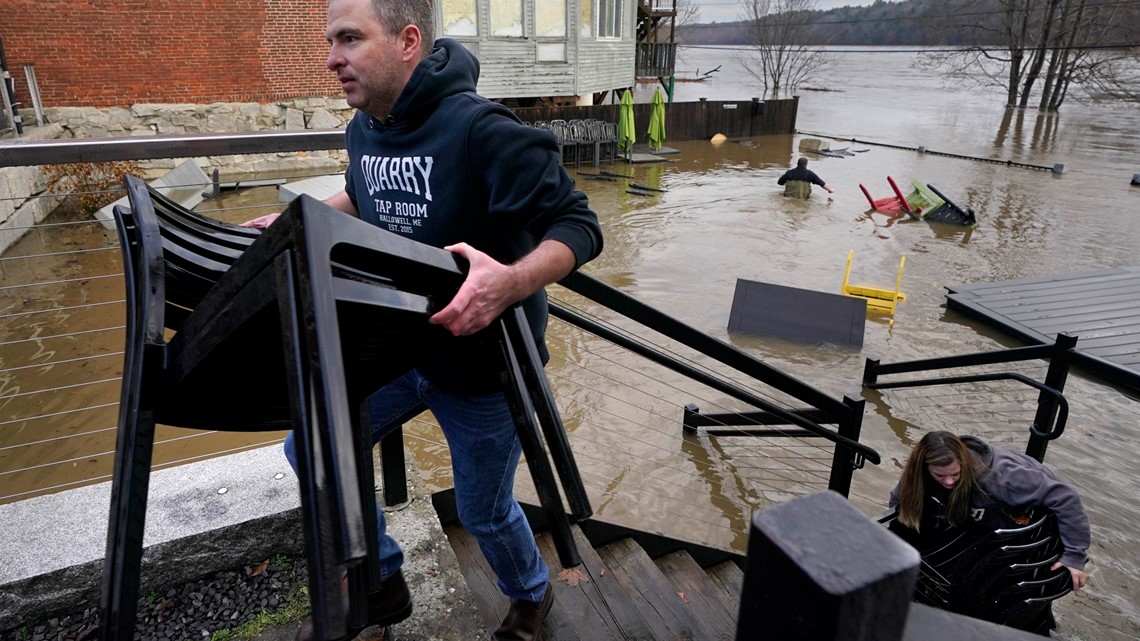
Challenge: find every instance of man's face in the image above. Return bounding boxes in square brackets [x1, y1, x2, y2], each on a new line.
[326, 0, 409, 119]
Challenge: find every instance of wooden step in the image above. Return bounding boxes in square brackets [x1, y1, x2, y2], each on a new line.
[446, 523, 660, 640]
[446, 519, 747, 641]
[533, 531, 616, 641]
[569, 527, 661, 641]
[706, 560, 745, 618]
[597, 537, 715, 641]
[653, 550, 738, 640]
[443, 522, 504, 631]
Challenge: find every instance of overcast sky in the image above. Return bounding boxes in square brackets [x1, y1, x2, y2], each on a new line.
[692, 0, 904, 24]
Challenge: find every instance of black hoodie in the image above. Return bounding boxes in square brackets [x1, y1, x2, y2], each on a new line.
[342, 39, 603, 392]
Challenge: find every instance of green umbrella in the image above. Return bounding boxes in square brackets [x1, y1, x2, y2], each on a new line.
[618, 89, 635, 157]
[648, 88, 666, 151]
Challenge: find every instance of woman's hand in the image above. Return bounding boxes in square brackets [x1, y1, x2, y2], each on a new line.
[240, 212, 280, 228]
[1052, 561, 1088, 592]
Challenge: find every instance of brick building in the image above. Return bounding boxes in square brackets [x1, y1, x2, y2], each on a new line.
[1, 0, 639, 112]
[1, 0, 340, 109]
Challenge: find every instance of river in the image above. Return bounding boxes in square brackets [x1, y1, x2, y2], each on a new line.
[604, 45, 1139, 640]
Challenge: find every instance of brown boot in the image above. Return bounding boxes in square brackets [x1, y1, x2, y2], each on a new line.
[295, 571, 412, 641]
[493, 582, 554, 641]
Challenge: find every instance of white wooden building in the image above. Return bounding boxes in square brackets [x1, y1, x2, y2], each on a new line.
[438, 0, 637, 104]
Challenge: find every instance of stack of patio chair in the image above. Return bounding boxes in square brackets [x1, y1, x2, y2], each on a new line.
[547, 119, 577, 166]
[890, 508, 1071, 636]
[99, 176, 591, 641]
[590, 119, 618, 164]
[567, 119, 595, 167]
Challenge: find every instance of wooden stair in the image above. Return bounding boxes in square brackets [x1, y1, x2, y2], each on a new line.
[444, 523, 743, 641]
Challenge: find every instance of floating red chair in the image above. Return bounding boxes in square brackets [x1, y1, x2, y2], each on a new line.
[859, 176, 919, 217]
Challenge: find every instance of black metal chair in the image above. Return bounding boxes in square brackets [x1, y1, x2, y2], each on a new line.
[100, 175, 591, 641]
[885, 507, 1070, 635]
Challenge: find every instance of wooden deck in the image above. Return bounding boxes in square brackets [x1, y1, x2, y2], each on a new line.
[945, 266, 1140, 392]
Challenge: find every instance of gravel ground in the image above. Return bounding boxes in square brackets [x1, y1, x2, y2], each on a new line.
[0, 555, 309, 641]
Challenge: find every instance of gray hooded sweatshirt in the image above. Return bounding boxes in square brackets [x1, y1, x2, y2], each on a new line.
[890, 435, 1090, 570]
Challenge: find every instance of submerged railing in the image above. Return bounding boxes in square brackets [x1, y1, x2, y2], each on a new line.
[863, 333, 1076, 464]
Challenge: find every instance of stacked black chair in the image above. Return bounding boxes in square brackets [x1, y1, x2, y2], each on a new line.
[100, 175, 590, 641]
[889, 508, 1070, 635]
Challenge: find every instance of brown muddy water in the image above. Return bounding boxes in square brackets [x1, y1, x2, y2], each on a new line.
[2, 47, 1138, 639]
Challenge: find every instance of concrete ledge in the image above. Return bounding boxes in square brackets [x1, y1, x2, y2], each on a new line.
[0, 445, 300, 630]
[0, 443, 485, 641]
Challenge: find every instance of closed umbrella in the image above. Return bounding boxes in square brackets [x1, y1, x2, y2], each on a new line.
[618, 89, 635, 159]
[648, 88, 666, 151]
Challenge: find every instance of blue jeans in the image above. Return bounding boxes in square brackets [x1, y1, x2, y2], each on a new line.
[284, 369, 549, 601]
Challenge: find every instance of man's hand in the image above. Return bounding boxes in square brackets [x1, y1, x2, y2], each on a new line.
[1052, 561, 1088, 592]
[239, 191, 358, 229]
[240, 212, 280, 228]
[430, 243, 521, 336]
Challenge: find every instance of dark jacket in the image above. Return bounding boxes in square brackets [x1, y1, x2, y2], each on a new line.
[777, 166, 826, 187]
[890, 435, 1090, 570]
[342, 39, 603, 392]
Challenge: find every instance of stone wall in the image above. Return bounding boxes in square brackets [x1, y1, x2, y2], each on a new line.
[0, 124, 66, 255]
[0, 97, 354, 254]
[42, 97, 353, 175]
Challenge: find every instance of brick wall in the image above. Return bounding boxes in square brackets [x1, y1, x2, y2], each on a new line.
[0, 0, 341, 108]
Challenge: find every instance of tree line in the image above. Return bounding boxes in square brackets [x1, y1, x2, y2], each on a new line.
[678, 0, 1139, 47]
[683, 0, 1140, 109]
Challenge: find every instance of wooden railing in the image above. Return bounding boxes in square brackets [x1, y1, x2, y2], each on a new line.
[638, 0, 677, 15]
[636, 42, 677, 77]
[513, 97, 799, 143]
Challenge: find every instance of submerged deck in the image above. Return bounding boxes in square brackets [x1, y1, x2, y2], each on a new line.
[945, 266, 1140, 392]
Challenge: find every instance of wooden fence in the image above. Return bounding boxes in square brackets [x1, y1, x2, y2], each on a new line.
[512, 96, 798, 144]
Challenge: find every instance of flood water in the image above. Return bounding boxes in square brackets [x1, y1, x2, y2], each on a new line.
[2, 46, 1138, 639]
[622, 46, 1140, 640]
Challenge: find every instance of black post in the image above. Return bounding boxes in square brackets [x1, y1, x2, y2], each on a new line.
[863, 357, 880, 387]
[827, 394, 866, 497]
[1026, 333, 1077, 463]
[683, 402, 700, 434]
[736, 491, 919, 641]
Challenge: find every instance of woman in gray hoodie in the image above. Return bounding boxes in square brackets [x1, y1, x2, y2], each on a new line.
[890, 431, 1090, 592]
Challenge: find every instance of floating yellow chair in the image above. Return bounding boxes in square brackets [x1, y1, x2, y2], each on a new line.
[841, 250, 907, 314]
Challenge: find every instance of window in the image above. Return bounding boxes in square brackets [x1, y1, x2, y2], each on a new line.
[598, 0, 623, 39]
[580, 0, 592, 38]
[490, 0, 524, 37]
[441, 0, 477, 36]
[536, 0, 566, 38]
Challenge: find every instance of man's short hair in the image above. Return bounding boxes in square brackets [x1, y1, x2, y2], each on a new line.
[797, 157, 809, 168]
[370, 0, 435, 56]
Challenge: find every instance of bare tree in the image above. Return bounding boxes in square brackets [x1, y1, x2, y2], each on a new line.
[1078, 50, 1140, 104]
[919, 0, 1135, 111]
[676, 0, 701, 28]
[736, 0, 828, 97]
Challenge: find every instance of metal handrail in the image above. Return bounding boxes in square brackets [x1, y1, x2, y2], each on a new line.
[550, 301, 881, 464]
[862, 333, 1077, 463]
[865, 372, 1069, 441]
[0, 130, 346, 167]
[1, 129, 881, 503]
